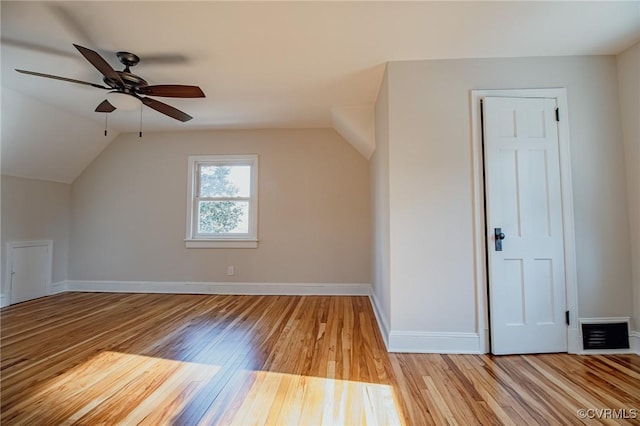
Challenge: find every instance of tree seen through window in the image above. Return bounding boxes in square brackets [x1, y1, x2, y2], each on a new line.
[198, 165, 249, 234]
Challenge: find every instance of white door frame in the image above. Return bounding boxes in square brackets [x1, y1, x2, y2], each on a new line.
[5, 240, 53, 305]
[470, 88, 580, 354]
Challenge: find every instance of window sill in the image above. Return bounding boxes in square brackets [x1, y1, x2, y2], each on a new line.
[185, 239, 258, 249]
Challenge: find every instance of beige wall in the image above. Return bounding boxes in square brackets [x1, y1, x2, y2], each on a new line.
[378, 55, 632, 336]
[371, 67, 391, 333]
[617, 42, 640, 331]
[1, 175, 71, 293]
[69, 128, 370, 284]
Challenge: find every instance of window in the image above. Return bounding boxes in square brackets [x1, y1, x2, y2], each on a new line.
[186, 155, 258, 248]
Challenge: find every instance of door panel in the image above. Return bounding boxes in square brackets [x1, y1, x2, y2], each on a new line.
[502, 258, 525, 325]
[484, 97, 567, 355]
[531, 258, 554, 324]
[497, 149, 522, 236]
[529, 149, 551, 236]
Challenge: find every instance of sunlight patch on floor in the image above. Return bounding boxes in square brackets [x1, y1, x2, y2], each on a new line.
[11, 350, 220, 424]
[16, 350, 403, 425]
[207, 370, 403, 425]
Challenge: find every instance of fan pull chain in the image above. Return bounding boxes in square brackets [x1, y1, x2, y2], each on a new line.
[104, 113, 108, 136]
[139, 103, 143, 138]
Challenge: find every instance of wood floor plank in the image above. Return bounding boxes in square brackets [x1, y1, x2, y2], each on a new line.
[2, 292, 639, 425]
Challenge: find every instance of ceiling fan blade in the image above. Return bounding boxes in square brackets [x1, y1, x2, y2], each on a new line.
[15, 69, 110, 89]
[137, 85, 205, 98]
[73, 44, 123, 86]
[47, 6, 187, 65]
[3, 38, 78, 59]
[49, 5, 98, 49]
[95, 100, 116, 113]
[139, 97, 193, 122]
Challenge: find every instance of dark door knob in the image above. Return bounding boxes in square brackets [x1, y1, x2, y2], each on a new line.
[494, 228, 506, 251]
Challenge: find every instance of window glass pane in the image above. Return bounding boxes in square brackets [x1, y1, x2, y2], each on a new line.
[198, 200, 249, 234]
[199, 165, 251, 198]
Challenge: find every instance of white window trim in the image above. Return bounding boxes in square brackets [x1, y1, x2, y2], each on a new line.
[185, 154, 259, 249]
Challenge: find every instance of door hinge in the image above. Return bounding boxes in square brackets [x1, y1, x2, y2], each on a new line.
[565, 310, 570, 326]
[555, 108, 560, 122]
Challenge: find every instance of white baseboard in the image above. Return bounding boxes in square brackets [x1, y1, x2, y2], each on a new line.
[368, 290, 390, 350]
[578, 317, 634, 354]
[65, 280, 371, 296]
[49, 281, 68, 295]
[630, 331, 640, 355]
[368, 289, 481, 354]
[0, 294, 7, 308]
[388, 331, 482, 354]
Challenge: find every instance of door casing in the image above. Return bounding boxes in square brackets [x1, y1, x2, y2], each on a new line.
[470, 88, 579, 354]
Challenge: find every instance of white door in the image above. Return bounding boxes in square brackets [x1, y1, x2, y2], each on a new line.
[483, 97, 567, 355]
[8, 242, 51, 305]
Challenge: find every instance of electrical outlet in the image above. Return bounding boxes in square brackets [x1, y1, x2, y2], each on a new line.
[227, 265, 235, 276]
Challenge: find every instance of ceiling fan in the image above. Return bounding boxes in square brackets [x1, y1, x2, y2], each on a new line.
[16, 44, 205, 122]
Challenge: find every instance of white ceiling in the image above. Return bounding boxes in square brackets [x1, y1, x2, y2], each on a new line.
[1, 1, 639, 182]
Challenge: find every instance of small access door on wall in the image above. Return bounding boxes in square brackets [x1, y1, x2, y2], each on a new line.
[6, 241, 52, 305]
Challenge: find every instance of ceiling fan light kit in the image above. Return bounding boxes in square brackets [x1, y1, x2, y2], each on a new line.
[15, 43, 205, 128]
[106, 92, 140, 110]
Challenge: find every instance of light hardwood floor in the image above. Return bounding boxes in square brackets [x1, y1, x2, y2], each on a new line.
[1, 292, 639, 425]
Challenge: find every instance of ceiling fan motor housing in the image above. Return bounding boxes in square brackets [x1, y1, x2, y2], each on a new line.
[104, 72, 148, 92]
[102, 51, 148, 92]
[116, 51, 140, 67]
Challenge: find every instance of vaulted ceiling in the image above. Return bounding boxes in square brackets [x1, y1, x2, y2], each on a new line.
[2, 1, 639, 183]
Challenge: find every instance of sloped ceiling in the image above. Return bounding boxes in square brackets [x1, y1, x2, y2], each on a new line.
[1, 1, 639, 183]
[1, 87, 118, 183]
